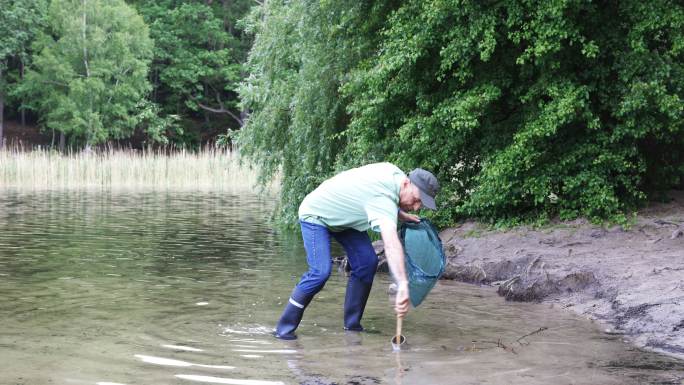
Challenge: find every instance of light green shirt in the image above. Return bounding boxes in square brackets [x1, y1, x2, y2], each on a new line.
[298, 163, 405, 232]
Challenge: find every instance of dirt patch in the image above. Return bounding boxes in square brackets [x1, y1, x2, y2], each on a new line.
[438, 191, 684, 360]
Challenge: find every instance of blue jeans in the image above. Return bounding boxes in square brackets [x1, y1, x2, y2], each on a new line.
[296, 221, 378, 295]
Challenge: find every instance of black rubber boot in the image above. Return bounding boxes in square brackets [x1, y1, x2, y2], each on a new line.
[343, 278, 372, 331]
[274, 288, 314, 340]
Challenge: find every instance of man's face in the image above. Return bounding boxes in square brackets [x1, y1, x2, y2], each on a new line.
[400, 182, 423, 212]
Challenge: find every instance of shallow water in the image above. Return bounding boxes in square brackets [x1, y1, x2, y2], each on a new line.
[1, 190, 682, 385]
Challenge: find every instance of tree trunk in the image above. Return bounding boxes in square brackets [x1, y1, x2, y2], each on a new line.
[152, 68, 158, 103]
[20, 59, 25, 127]
[240, 108, 248, 127]
[82, 0, 90, 78]
[0, 91, 4, 150]
[59, 131, 65, 152]
[222, 0, 232, 38]
[82, 0, 92, 147]
[203, 84, 210, 124]
[0, 67, 4, 149]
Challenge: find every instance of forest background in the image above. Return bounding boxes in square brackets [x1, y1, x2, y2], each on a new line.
[1, 0, 682, 228]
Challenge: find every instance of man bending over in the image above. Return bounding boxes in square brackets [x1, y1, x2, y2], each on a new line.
[274, 162, 439, 339]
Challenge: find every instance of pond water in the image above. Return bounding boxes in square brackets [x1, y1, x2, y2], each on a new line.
[1, 190, 682, 385]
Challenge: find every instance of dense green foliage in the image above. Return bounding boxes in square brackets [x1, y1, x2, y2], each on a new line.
[132, 0, 251, 147]
[1, 0, 251, 148]
[0, 0, 46, 146]
[238, 0, 684, 226]
[17, 0, 155, 146]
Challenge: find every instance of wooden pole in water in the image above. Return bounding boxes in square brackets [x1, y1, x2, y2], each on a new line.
[396, 316, 403, 347]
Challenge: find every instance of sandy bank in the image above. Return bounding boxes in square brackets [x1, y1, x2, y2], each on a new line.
[338, 191, 684, 360]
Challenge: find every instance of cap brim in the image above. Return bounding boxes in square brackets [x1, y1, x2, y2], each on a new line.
[418, 188, 436, 210]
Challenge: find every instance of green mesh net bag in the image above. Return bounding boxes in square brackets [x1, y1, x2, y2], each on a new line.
[399, 219, 446, 307]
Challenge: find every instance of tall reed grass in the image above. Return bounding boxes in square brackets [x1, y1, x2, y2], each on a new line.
[0, 145, 274, 192]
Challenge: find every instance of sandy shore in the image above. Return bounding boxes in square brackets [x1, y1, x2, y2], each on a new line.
[436, 192, 684, 360]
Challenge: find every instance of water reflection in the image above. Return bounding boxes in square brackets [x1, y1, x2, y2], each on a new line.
[162, 344, 205, 352]
[232, 349, 297, 354]
[175, 374, 285, 385]
[134, 354, 235, 369]
[0, 190, 682, 385]
[229, 339, 273, 345]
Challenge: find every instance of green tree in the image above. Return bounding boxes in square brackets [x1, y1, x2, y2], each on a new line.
[18, 0, 156, 148]
[0, 0, 46, 147]
[131, 0, 252, 147]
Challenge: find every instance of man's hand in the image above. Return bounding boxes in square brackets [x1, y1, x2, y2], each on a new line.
[398, 210, 420, 223]
[378, 218, 411, 318]
[395, 281, 409, 318]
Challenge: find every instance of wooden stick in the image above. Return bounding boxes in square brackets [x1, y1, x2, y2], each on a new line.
[396, 316, 403, 345]
[516, 327, 548, 345]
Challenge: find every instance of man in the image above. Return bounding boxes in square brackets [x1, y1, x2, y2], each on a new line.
[274, 162, 439, 339]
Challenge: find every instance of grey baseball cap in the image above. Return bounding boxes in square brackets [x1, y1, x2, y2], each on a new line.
[408, 168, 439, 210]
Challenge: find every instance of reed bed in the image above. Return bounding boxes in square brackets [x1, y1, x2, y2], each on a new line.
[0, 145, 274, 192]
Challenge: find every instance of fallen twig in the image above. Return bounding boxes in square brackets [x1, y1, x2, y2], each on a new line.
[469, 327, 549, 354]
[497, 338, 517, 354]
[560, 241, 591, 248]
[654, 219, 680, 227]
[470, 339, 517, 354]
[516, 327, 548, 345]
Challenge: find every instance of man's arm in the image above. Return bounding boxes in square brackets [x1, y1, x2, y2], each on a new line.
[398, 210, 420, 223]
[378, 218, 410, 318]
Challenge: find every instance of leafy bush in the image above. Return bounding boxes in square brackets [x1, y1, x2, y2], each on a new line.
[239, 0, 684, 227]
